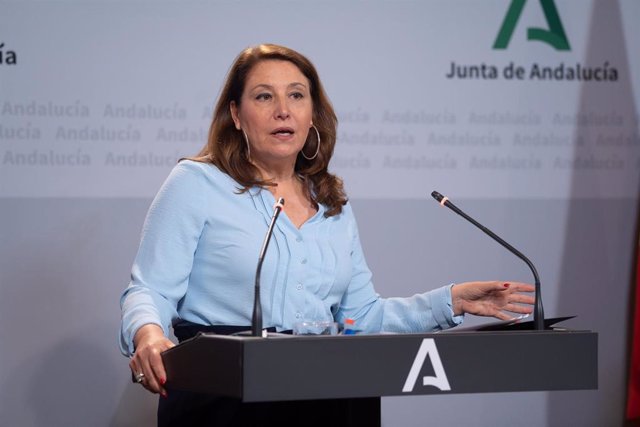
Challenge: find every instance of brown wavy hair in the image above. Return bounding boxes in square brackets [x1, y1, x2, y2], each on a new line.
[192, 44, 347, 217]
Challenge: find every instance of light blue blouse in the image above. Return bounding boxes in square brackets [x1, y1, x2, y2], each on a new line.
[119, 160, 462, 355]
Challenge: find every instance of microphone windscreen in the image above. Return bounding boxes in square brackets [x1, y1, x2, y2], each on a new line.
[431, 191, 444, 202]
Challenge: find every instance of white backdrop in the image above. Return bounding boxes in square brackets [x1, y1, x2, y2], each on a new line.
[2, 0, 639, 200]
[1, 1, 639, 426]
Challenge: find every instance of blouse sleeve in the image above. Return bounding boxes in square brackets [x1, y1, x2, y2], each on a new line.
[119, 161, 207, 356]
[334, 204, 464, 333]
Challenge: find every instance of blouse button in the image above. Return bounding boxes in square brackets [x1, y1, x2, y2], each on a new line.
[301, 258, 307, 264]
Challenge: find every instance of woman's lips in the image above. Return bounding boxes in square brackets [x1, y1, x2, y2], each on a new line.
[271, 127, 295, 135]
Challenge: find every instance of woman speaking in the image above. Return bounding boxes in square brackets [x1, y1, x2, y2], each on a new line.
[119, 43, 534, 426]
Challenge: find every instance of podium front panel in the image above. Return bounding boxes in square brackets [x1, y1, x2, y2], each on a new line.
[162, 330, 597, 402]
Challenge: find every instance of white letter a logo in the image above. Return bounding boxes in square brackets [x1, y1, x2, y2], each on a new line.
[402, 338, 451, 392]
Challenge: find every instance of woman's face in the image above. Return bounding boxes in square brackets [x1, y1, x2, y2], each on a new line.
[230, 60, 313, 169]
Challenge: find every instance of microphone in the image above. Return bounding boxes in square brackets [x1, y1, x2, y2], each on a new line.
[431, 191, 545, 330]
[251, 197, 285, 337]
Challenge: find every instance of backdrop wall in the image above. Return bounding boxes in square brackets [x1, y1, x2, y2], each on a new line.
[1, 1, 639, 425]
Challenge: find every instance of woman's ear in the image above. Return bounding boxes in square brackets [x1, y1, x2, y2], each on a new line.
[230, 101, 241, 130]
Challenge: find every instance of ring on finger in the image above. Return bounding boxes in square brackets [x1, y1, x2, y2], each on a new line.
[134, 372, 145, 383]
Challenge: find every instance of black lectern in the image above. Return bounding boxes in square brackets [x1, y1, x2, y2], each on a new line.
[161, 329, 597, 424]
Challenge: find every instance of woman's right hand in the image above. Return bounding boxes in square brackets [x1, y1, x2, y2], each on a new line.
[129, 324, 175, 397]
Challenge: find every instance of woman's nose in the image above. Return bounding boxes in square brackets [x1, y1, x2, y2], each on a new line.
[274, 97, 290, 120]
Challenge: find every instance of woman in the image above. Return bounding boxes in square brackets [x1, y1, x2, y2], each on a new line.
[119, 44, 534, 424]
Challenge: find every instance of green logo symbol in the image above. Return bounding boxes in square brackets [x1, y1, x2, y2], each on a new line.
[493, 0, 571, 50]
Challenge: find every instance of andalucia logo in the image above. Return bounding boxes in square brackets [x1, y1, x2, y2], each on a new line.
[445, 0, 618, 81]
[493, 0, 570, 51]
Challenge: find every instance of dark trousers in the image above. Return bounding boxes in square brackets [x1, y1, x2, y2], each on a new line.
[158, 391, 380, 427]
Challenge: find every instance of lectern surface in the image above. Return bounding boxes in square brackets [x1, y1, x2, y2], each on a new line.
[162, 330, 597, 402]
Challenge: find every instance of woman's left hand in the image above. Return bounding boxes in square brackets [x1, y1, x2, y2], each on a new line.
[451, 281, 535, 320]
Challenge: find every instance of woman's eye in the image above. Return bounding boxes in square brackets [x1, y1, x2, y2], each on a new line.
[256, 93, 272, 101]
[290, 92, 304, 100]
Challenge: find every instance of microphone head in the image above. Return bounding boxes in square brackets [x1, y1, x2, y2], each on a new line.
[273, 197, 285, 211]
[431, 191, 444, 202]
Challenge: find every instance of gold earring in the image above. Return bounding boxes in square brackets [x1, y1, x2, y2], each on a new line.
[301, 124, 320, 160]
[241, 130, 251, 159]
